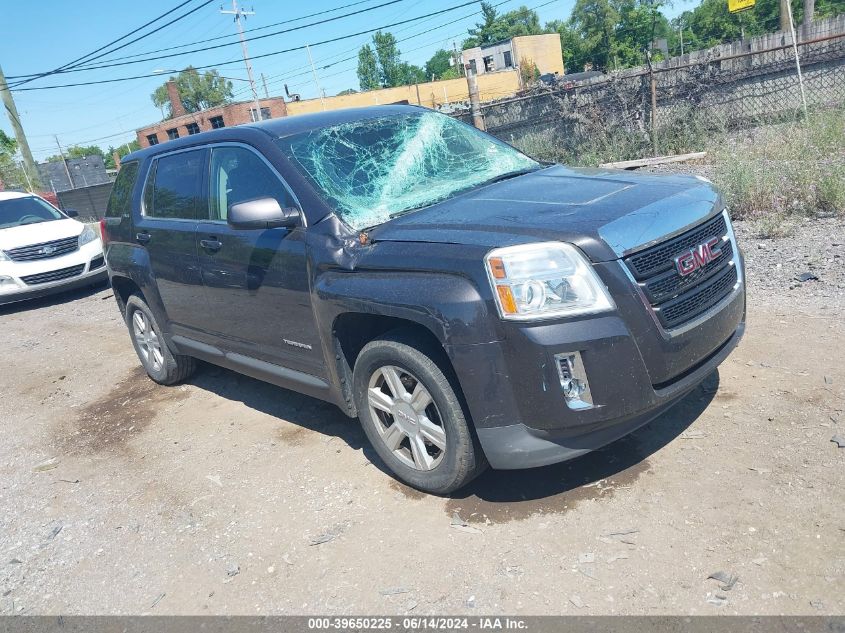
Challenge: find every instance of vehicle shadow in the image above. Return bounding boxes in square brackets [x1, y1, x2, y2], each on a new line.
[186, 362, 382, 466]
[186, 360, 719, 509]
[445, 370, 720, 517]
[0, 280, 110, 316]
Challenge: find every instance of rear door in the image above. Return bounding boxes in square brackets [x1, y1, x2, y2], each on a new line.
[134, 148, 208, 332]
[196, 144, 322, 377]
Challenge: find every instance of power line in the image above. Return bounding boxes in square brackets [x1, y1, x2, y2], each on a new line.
[10, 1, 482, 92]
[239, 0, 538, 99]
[47, 0, 391, 70]
[8, 0, 214, 87]
[11, 0, 413, 81]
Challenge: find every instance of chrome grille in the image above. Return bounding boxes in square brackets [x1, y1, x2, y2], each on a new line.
[626, 215, 728, 280]
[625, 212, 739, 330]
[6, 236, 79, 261]
[656, 266, 739, 328]
[21, 264, 85, 286]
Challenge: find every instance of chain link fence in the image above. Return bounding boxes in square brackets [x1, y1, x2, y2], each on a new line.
[466, 17, 845, 164]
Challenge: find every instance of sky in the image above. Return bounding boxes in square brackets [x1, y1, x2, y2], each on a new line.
[1, 0, 699, 162]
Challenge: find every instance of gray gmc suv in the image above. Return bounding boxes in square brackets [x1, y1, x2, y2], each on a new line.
[102, 105, 745, 494]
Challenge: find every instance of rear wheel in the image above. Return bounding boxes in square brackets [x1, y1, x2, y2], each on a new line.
[353, 330, 486, 495]
[125, 294, 195, 385]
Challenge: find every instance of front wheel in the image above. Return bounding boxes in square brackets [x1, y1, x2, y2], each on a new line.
[353, 331, 487, 495]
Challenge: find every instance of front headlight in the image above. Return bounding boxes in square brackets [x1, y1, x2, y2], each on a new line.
[78, 225, 98, 247]
[485, 242, 614, 320]
[0, 250, 8, 261]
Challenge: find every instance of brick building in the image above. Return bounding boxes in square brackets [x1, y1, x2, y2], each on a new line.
[136, 81, 288, 149]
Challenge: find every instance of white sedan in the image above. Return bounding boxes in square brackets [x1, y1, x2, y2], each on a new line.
[0, 192, 107, 305]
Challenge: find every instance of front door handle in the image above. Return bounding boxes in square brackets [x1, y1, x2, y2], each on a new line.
[135, 232, 151, 245]
[200, 238, 223, 252]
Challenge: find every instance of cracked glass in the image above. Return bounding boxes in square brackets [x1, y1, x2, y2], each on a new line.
[276, 111, 538, 230]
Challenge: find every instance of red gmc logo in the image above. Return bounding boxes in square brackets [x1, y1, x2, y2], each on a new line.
[674, 237, 723, 276]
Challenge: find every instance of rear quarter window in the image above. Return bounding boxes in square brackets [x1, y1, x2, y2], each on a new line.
[106, 161, 140, 218]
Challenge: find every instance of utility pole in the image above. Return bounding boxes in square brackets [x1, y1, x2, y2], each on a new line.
[220, 1, 264, 121]
[54, 135, 74, 190]
[780, 0, 791, 32]
[0, 64, 42, 190]
[305, 45, 325, 110]
[260, 73, 269, 98]
[465, 65, 485, 131]
[452, 42, 464, 77]
[785, 0, 809, 119]
[803, 0, 815, 22]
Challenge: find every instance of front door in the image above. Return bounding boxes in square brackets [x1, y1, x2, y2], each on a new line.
[196, 144, 323, 378]
[134, 148, 208, 332]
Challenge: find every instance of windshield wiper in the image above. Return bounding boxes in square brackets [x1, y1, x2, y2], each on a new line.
[389, 205, 429, 220]
[482, 167, 540, 186]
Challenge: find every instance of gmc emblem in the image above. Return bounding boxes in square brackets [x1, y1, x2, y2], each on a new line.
[674, 237, 723, 277]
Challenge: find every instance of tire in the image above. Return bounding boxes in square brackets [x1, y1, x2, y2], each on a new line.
[125, 294, 196, 385]
[353, 329, 487, 495]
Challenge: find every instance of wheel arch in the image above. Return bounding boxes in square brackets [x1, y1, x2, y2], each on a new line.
[110, 274, 141, 316]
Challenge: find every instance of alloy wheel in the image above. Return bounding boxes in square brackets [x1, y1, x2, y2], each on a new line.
[367, 365, 447, 471]
[132, 309, 164, 373]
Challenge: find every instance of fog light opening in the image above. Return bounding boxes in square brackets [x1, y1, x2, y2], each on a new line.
[555, 352, 594, 410]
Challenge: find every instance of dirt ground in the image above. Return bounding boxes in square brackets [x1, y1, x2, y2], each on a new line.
[1, 219, 843, 616]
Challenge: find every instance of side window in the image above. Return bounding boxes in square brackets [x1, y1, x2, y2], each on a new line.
[209, 146, 295, 221]
[145, 150, 205, 220]
[106, 161, 139, 217]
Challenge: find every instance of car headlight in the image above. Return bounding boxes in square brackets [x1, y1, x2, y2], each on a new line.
[0, 250, 8, 261]
[485, 242, 614, 320]
[78, 225, 98, 247]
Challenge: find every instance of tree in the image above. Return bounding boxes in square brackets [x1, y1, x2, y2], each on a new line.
[105, 140, 140, 169]
[358, 32, 427, 89]
[152, 67, 233, 118]
[425, 49, 456, 81]
[45, 144, 105, 163]
[0, 130, 15, 155]
[396, 62, 427, 85]
[547, 19, 588, 73]
[337, 88, 359, 96]
[0, 130, 26, 191]
[357, 44, 380, 91]
[566, 0, 671, 71]
[373, 31, 402, 87]
[463, 3, 545, 48]
[569, 0, 619, 70]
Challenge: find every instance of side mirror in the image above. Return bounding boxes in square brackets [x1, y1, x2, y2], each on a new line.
[227, 197, 301, 230]
[64, 209, 79, 218]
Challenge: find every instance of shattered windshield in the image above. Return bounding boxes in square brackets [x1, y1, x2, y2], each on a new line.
[276, 111, 539, 230]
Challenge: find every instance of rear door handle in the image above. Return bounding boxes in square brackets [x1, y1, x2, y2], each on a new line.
[135, 232, 151, 245]
[200, 238, 223, 252]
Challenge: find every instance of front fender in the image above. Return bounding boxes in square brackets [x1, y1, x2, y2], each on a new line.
[313, 268, 522, 429]
[313, 269, 498, 348]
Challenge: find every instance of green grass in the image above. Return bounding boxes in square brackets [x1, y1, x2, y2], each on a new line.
[711, 110, 845, 228]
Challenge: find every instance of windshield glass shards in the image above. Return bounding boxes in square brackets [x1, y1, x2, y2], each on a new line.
[277, 111, 538, 230]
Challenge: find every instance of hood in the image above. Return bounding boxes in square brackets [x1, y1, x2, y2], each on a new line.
[368, 165, 721, 262]
[0, 218, 83, 251]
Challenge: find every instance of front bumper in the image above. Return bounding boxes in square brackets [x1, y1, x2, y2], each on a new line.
[476, 320, 744, 469]
[0, 244, 107, 306]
